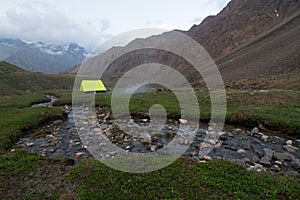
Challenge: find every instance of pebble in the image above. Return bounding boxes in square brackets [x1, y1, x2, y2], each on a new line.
[150, 145, 157, 152]
[237, 149, 246, 154]
[189, 151, 197, 156]
[261, 135, 269, 143]
[203, 155, 212, 161]
[26, 143, 34, 147]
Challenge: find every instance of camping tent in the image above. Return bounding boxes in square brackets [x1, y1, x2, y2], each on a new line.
[80, 80, 107, 92]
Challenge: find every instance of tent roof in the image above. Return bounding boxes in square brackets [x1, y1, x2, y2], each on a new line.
[80, 80, 107, 92]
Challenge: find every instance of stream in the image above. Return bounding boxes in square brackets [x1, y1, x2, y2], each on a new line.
[16, 95, 300, 176]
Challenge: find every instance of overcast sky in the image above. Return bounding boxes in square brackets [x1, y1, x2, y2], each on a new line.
[0, 0, 230, 49]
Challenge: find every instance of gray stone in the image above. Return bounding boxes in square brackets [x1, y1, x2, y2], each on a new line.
[252, 156, 260, 163]
[260, 157, 271, 166]
[283, 145, 299, 153]
[263, 148, 273, 160]
[270, 165, 281, 172]
[292, 158, 300, 169]
[251, 127, 259, 134]
[274, 152, 293, 161]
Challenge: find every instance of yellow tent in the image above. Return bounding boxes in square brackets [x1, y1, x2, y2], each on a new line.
[80, 80, 107, 92]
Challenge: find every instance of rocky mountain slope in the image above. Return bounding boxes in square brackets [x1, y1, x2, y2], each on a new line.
[67, 0, 300, 89]
[0, 39, 87, 74]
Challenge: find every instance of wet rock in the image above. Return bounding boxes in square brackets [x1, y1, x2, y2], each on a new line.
[247, 163, 264, 172]
[263, 148, 273, 160]
[227, 132, 234, 138]
[251, 127, 259, 135]
[156, 143, 163, 148]
[259, 157, 271, 166]
[261, 135, 269, 143]
[273, 152, 293, 161]
[75, 152, 86, 159]
[283, 145, 299, 153]
[237, 149, 246, 154]
[285, 140, 293, 146]
[53, 120, 62, 125]
[270, 165, 280, 172]
[214, 142, 222, 149]
[199, 155, 211, 161]
[125, 146, 131, 150]
[150, 145, 157, 152]
[189, 151, 197, 156]
[275, 160, 282, 166]
[141, 135, 152, 145]
[26, 143, 34, 147]
[179, 119, 188, 125]
[253, 132, 264, 139]
[292, 158, 300, 169]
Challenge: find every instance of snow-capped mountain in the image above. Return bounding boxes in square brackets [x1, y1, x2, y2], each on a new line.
[0, 39, 87, 74]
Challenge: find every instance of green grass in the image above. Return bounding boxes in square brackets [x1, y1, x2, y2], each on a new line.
[0, 107, 64, 153]
[0, 61, 75, 96]
[0, 150, 49, 181]
[46, 89, 300, 137]
[0, 93, 49, 108]
[69, 158, 300, 199]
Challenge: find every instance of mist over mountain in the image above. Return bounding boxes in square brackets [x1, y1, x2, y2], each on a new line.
[0, 39, 87, 74]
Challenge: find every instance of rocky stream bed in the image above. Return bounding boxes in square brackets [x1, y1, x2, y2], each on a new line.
[15, 96, 300, 176]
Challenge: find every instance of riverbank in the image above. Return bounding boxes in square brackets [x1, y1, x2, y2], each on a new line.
[1, 91, 300, 199]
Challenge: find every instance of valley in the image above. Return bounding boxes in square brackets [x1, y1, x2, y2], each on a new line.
[0, 0, 300, 199]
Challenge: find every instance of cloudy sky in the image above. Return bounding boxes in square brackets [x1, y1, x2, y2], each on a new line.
[0, 0, 230, 50]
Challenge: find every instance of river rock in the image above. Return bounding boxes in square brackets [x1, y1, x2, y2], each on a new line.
[141, 135, 152, 145]
[150, 145, 157, 152]
[263, 148, 273, 160]
[203, 155, 211, 161]
[26, 143, 34, 147]
[283, 145, 299, 153]
[285, 140, 293, 146]
[292, 158, 300, 169]
[179, 119, 188, 125]
[273, 152, 293, 161]
[190, 151, 197, 156]
[259, 157, 271, 166]
[247, 163, 264, 172]
[237, 149, 246, 154]
[53, 120, 62, 125]
[261, 135, 269, 143]
[274, 160, 282, 166]
[270, 165, 280, 172]
[251, 127, 259, 135]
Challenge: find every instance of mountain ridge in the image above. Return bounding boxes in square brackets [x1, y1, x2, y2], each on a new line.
[0, 39, 87, 74]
